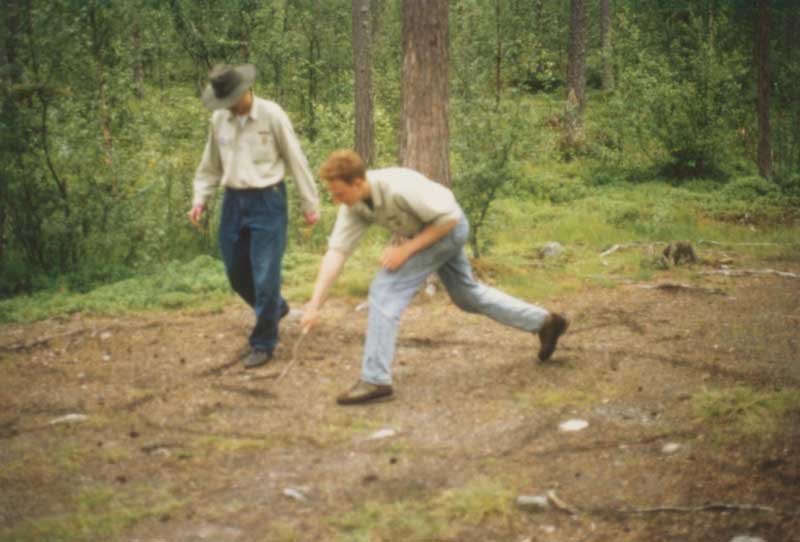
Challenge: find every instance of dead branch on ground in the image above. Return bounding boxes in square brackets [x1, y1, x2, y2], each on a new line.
[701, 268, 800, 279]
[637, 282, 727, 295]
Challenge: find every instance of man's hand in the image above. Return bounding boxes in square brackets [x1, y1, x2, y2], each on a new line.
[380, 244, 412, 272]
[300, 306, 320, 334]
[304, 210, 320, 226]
[187, 204, 205, 227]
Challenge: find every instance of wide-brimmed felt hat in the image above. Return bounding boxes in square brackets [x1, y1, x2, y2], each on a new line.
[201, 64, 256, 110]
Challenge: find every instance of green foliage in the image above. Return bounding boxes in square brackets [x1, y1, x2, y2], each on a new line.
[452, 96, 533, 257]
[695, 386, 800, 440]
[1, 0, 799, 310]
[0, 255, 230, 323]
[0, 485, 184, 542]
[601, 5, 751, 180]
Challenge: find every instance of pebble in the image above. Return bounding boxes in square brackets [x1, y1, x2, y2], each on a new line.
[540, 242, 565, 258]
[731, 537, 766, 542]
[559, 419, 589, 432]
[662, 442, 682, 454]
[49, 414, 89, 425]
[283, 488, 308, 502]
[515, 494, 550, 512]
[368, 428, 397, 440]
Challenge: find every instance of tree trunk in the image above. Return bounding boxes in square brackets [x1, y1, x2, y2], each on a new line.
[306, 0, 321, 140]
[88, 1, 114, 174]
[564, 0, 588, 150]
[600, 0, 613, 90]
[494, 0, 502, 106]
[399, 0, 450, 187]
[1, 0, 22, 266]
[352, 0, 375, 166]
[132, 18, 144, 100]
[756, 0, 771, 178]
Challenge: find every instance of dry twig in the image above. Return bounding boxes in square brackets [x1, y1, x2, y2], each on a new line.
[620, 503, 775, 514]
[637, 282, 727, 295]
[546, 490, 580, 515]
[276, 331, 307, 382]
[701, 268, 799, 279]
[600, 243, 659, 258]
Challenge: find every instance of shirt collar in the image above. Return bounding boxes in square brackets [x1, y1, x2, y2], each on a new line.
[225, 94, 259, 123]
[365, 171, 383, 208]
[352, 173, 382, 215]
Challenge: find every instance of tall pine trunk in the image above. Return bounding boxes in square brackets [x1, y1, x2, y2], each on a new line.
[399, 0, 450, 186]
[494, 0, 502, 106]
[600, 0, 613, 90]
[564, 0, 588, 151]
[132, 18, 144, 99]
[352, 0, 375, 166]
[756, 0, 771, 178]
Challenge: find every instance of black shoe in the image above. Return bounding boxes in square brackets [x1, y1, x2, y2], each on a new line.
[244, 349, 272, 369]
[537, 313, 569, 362]
[336, 380, 394, 405]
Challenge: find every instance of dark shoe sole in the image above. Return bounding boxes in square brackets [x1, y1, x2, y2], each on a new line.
[244, 351, 272, 369]
[337, 389, 394, 405]
[538, 314, 570, 362]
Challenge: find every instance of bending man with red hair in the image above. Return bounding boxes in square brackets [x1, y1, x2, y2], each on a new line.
[301, 149, 568, 405]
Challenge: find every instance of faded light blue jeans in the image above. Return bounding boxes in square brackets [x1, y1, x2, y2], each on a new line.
[219, 184, 289, 353]
[362, 215, 549, 385]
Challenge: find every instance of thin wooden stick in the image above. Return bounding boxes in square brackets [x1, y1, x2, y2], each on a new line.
[620, 503, 775, 514]
[546, 490, 580, 515]
[276, 330, 307, 382]
[600, 243, 659, 258]
[701, 268, 799, 279]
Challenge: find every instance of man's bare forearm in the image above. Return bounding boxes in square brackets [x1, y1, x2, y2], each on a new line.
[307, 249, 349, 310]
[404, 219, 457, 256]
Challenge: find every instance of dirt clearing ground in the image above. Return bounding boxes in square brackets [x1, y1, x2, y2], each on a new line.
[1, 260, 799, 541]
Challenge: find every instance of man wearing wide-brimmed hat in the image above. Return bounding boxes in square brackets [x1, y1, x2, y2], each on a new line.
[189, 64, 320, 369]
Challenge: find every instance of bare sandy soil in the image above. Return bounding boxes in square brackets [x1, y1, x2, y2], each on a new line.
[1, 259, 799, 542]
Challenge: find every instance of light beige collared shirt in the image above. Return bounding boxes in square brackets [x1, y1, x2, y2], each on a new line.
[192, 96, 319, 214]
[328, 167, 463, 254]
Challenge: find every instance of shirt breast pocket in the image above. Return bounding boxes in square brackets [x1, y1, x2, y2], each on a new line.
[249, 130, 275, 164]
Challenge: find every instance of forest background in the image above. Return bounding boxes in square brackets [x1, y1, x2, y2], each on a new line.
[1, 0, 799, 322]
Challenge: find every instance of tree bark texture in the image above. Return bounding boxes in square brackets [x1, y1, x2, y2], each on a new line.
[352, 0, 375, 166]
[565, 0, 588, 148]
[600, 0, 613, 90]
[132, 19, 144, 99]
[306, 0, 321, 141]
[756, 0, 771, 178]
[399, 0, 450, 187]
[1, 0, 22, 265]
[494, 0, 502, 105]
[88, 1, 114, 173]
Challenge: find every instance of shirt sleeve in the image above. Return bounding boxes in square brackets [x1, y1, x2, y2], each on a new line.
[269, 105, 320, 215]
[394, 177, 462, 227]
[327, 205, 370, 255]
[192, 121, 223, 207]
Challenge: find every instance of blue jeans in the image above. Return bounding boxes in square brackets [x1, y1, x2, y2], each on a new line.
[219, 185, 288, 353]
[362, 215, 550, 385]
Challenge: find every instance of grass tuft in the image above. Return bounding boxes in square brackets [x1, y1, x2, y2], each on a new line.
[694, 386, 800, 441]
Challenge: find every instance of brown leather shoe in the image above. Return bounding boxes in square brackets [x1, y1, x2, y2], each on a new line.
[537, 313, 569, 362]
[336, 380, 394, 405]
